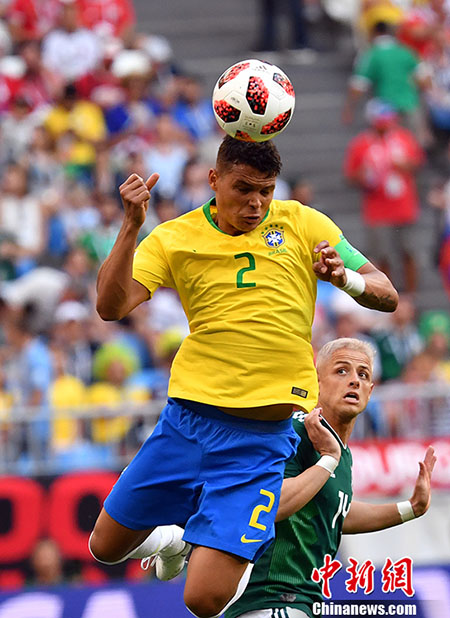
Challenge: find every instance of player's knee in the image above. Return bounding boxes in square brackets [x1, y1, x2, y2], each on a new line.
[88, 530, 122, 564]
[184, 587, 230, 618]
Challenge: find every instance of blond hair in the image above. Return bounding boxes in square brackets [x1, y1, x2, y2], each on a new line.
[316, 338, 375, 372]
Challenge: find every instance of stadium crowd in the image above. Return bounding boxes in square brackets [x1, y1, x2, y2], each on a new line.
[0, 0, 448, 476]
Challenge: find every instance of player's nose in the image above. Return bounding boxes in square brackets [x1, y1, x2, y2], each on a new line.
[248, 196, 262, 209]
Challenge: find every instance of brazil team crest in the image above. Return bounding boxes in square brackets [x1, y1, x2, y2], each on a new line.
[262, 224, 285, 248]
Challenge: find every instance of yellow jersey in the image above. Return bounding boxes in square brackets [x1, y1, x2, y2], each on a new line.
[133, 199, 366, 411]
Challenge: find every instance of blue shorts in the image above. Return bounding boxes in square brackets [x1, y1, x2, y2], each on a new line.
[104, 398, 299, 561]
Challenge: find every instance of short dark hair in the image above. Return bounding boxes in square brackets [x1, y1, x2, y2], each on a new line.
[216, 135, 282, 177]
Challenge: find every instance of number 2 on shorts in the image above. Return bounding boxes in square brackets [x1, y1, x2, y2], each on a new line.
[249, 489, 275, 531]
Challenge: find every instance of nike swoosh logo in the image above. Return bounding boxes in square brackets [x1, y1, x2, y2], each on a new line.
[241, 534, 263, 544]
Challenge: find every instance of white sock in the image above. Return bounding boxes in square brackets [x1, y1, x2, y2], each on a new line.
[89, 525, 184, 565]
[186, 562, 254, 618]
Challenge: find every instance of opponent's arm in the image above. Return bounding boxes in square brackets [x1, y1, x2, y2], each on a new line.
[276, 409, 341, 522]
[96, 173, 159, 321]
[343, 446, 436, 534]
[313, 241, 399, 312]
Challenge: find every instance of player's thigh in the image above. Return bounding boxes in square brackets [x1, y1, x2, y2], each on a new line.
[236, 610, 310, 618]
[184, 546, 249, 604]
[90, 508, 154, 562]
[103, 400, 202, 530]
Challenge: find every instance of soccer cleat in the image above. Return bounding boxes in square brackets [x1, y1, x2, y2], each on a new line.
[140, 525, 191, 580]
[154, 540, 191, 581]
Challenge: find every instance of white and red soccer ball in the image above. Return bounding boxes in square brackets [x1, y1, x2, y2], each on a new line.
[212, 59, 295, 142]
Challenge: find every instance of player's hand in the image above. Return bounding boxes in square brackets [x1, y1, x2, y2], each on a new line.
[313, 241, 346, 288]
[410, 446, 436, 517]
[304, 408, 341, 461]
[119, 173, 160, 228]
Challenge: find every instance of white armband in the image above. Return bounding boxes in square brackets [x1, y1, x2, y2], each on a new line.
[316, 455, 339, 475]
[397, 500, 416, 523]
[340, 268, 366, 297]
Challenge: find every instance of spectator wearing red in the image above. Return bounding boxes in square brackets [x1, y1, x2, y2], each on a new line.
[77, 0, 135, 41]
[6, 0, 61, 43]
[344, 99, 424, 293]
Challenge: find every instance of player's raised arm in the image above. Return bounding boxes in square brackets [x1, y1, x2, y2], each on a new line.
[342, 446, 436, 534]
[276, 409, 341, 522]
[96, 173, 159, 321]
[313, 241, 399, 312]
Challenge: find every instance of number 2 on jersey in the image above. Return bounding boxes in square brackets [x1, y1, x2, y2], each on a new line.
[234, 252, 256, 288]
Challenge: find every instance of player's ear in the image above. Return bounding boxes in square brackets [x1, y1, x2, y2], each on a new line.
[208, 168, 218, 191]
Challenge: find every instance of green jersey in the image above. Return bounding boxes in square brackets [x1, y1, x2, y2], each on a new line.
[352, 35, 420, 113]
[226, 413, 353, 618]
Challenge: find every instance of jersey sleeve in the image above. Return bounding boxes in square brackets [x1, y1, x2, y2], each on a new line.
[306, 207, 369, 272]
[132, 228, 175, 296]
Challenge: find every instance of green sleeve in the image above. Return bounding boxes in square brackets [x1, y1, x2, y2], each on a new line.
[334, 235, 368, 271]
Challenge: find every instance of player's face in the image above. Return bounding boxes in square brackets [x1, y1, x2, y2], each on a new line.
[317, 349, 374, 419]
[208, 164, 276, 235]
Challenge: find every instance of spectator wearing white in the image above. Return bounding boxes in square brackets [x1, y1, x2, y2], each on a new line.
[0, 163, 45, 269]
[41, 0, 101, 83]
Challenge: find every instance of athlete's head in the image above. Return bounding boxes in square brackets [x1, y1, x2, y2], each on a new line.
[208, 136, 282, 236]
[215, 135, 282, 177]
[316, 338, 375, 421]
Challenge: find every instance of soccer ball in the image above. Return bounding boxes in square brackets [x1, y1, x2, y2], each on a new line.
[212, 59, 295, 142]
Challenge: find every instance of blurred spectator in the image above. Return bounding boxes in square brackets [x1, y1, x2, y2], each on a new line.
[342, 20, 431, 144]
[59, 180, 100, 243]
[6, 0, 61, 43]
[428, 174, 450, 298]
[74, 35, 123, 104]
[52, 300, 92, 383]
[134, 32, 176, 103]
[0, 93, 41, 165]
[254, 0, 315, 63]
[372, 294, 424, 382]
[422, 29, 450, 171]
[126, 326, 184, 400]
[25, 125, 65, 195]
[41, 0, 101, 83]
[143, 113, 193, 199]
[396, 0, 450, 59]
[175, 158, 212, 213]
[0, 163, 45, 273]
[79, 192, 121, 262]
[171, 74, 218, 142]
[153, 195, 181, 224]
[88, 340, 147, 444]
[0, 55, 26, 114]
[333, 310, 382, 381]
[29, 538, 64, 586]
[290, 176, 316, 206]
[0, 246, 93, 333]
[17, 40, 61, 109]
[344, 99, 424, 292]
[77, 0, 135, 42]
[358, 0, 404, 44]
[3, 313, 53, 462]
[106, 49, 162, 140]
[44, 82, 106, 182]
[419, 309, 450, 381]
